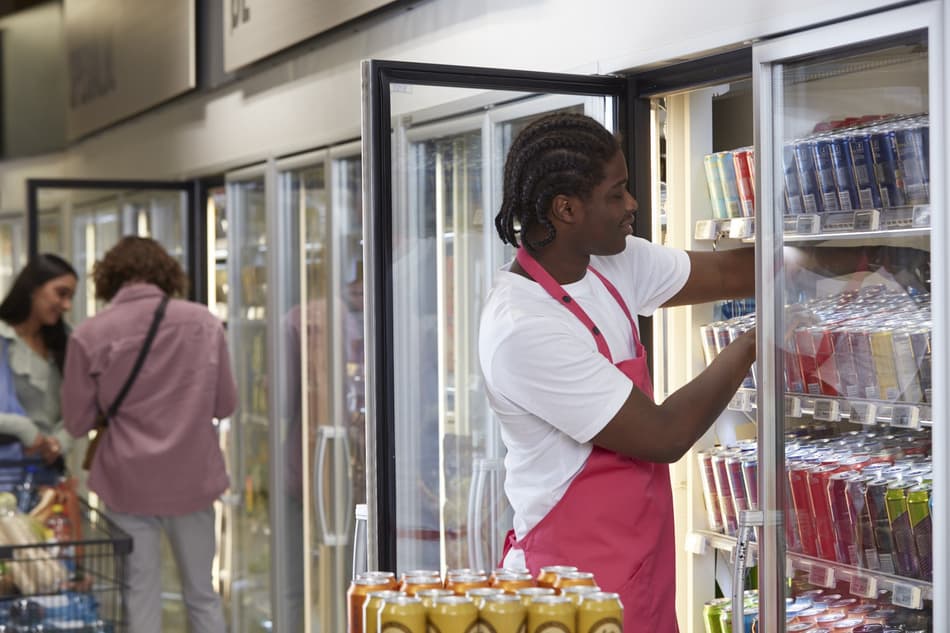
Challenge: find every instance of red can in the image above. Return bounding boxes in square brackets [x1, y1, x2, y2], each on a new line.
[726, 454, 750, 517]
[795, 328, 822, 395]
[788, 463, 819, 557]
[813, 327, 841, 396]
[845, 475, 879, 570]
[733, 148, 755, 217]
[828, 471, 860, 565]
[807, 464, 841, 560]
[712, 450, 739, 536]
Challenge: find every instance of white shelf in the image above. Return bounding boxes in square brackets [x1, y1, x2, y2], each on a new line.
[692, 530, 933, 607]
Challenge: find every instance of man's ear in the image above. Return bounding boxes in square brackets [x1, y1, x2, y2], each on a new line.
[550, 194, 579, 226]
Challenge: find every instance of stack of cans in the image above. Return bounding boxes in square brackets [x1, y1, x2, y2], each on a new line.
[704, 147, 756, 219]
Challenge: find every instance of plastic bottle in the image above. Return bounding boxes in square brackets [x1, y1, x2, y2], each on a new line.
[15, 465, 37, 513]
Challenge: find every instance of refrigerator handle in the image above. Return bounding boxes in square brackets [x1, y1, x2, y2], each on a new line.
[314, 426, 347, 547]
[338, 428, 354, 544]
[467, 460, 486, 570]
[732, 509, 763, 633]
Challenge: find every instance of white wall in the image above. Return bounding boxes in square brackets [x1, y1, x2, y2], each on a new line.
[0, 0, 910, 212]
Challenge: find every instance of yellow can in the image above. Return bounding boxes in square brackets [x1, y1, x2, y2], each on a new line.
[400, 570, 442, 591]
[427, 595, 478, 633]
[479, 594, 526, 633]
[465, 587, 505, 609]
[447, 573, 491, 596]
[490, 567, 530, 586]
[404, 575, 446, 597]
[416, 588, 455, 610]
[517, 587, 555, 608]
[537, 566, 577, 589]
[560, 586, 601, 607]
[552, 572, 596, 594]
[527, 595, 575, 633]
[363, 590, 403, 633]
[349, 574, 398, 633]
[577, 592, 623, 633]
[380, 595, 426, 633]
[494, 572, 536, 595]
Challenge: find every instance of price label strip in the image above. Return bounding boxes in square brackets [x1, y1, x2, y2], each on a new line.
[889, 405, 920, 430]
[694, 220, 718, 241]
[795, 214, 821, 235]
[729, 217, 755, 239]
[808, 564, 836, 589]
[813, 398, 840, 422]
[849, 401, 877, 425]
[891, 582, 923, 610]
[785, 395, 803, 418]
[853, 209, 881, 231]
[786, 556, 795, 579]
[850, 574, 878, 599]
[912, 204, 931, 227]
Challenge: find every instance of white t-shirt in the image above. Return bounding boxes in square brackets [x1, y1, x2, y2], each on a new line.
[478, 236, 690, 550]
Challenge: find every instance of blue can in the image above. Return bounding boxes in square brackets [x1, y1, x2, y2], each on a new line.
[812, 138, 840, 212]
[849, 133, 883, 209]
[869, 128, 906, 208]
[794, 141, 823, 213]
[830, 135, 860, 211]
[782, 144, 805, 215]
[895, 125, 929, 205]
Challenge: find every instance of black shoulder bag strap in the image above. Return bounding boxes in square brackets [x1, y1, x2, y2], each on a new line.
[81, 295, 169, 470]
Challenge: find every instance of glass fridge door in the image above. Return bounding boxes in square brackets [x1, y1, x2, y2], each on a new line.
[754, 3, 943, 630]
[362, 60, 627, 574]
[0, 213, 28, 298]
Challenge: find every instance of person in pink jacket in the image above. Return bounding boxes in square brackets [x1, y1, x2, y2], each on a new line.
[62, 236, 236, 633]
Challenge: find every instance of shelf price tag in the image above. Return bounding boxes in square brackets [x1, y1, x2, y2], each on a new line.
[889, 405, 920, 430]
[786, 556, 795, 579]
[729, 217, 755, 239]
[850, 574, 878, 599]
[813, 398, 840, 422]
[795, 214, 821, 235]
[891, 582, 923, 610]
[849, 402, 877, 425]
[808, 563, 836, 589]
[694, 220, 719, 241]
[912, 204, 931, 227]
[785, 395, 802, 418]
[853, 209, 881, 231]
[728, 390, 753, 412]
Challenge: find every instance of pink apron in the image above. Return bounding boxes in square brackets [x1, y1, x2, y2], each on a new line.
[503, 247, 678, 632]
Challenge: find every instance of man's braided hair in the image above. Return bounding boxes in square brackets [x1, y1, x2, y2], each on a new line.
[495, 112, 620, 252]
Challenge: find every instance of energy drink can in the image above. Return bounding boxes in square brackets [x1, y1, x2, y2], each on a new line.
[741, 457, 758, 509]
[831, 328, 859, 398]
[417, 589, 455, 609]
[700, 324, 720, 366]
[788, 463, 820, 557]
[828, 471, 860, 565]
[885, 480, 920, 578]
[795, 328, 821, 396]
[493, 572, 535, 595]
[446, 574, 491, 596]
[349, 574, 399, 633]
[849, 133, 884, 209]
[714, 151, 743, 218]
[527, 595, 575, 633]
[869, 329, 900, 402]
[712, 450, 740, 536]
[703, 598, 728, 633]
[465, 588, 505, 609]
[830, 135, 860, 210]
[733, 148, 756, 217]
[427, 595, 478, 633]
[380, 595, 426, 633]
[865, 477, 896, 574]
[552, 571, 596, 594]
[536, 566, 576, 589]
[812, 327, 840, 396]
[704, 154, 730, 219]
[697, 450, 724, 532]
[891, 329, 924, 403]
[869, 129, 906, 208]
[403, 575, 445, 596]
[561, 586, 601, 606]
[479, 594, 526, 633]
[807, 464, 840, 560]
[726, 454, 749, 518]
[813, 138, 841, 211]
[895, 125, 929, 205]
[364, 591, 403, 633]
[517, 587, 555, 607]
[906, 483, 932, 581]
[576, 592, 623, 633]
[783, 143, 806, 214]
[908, 328, 932, 403]
[849, 329, 879, 399]
[794, 140, 824, 213]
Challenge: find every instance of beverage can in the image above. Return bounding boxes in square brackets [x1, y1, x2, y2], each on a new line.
[527, 595, 575, 633]
[403, 575, 446, 596]
[714, 151, 742, 218]
[427, 595, 478, 633]
[832, 618, 865, 630]
[869, 329, 900, 402]
[576, 591, 622, 633]
[552, 571, 596, 594]
[380, 595, 426, 633]
[907, 482, 932, 580]
[788, 463, 820, 557]
[490, 567, 530, 585]
[848, 132, 884, 209]
[806, 464, 840, 561]
[845, 475, 879, 570]
[697, 450, 724, 532]
[364, 591, 403, 633]
[830, 328, 859, 398]
[536, 566, 576, 589]
[703, 154, 730, 219]
[725, 455, 749, 518]
[813, 138, 841, 212]
[480, 594, 526, 633]
[829, 135, 860, 210]
[783, 143, 806, 214]
[740, 457, 758, 510]
[895, 125, 929, 205]
[866, 477, 897, 573]
[733, 148, 756, 217]
[869, 129, 906, 208]
[417, 589, 454, 610]
[794, 140, 824, 213]
[349, 574, 399, 633]
[561, 585, 601, 607]
[885, 480, 920, 578]
[517, 587, 556, 607]
[466, 588, 505, 609]
[827, 471, 859, 565]
[891, 329, 924, 403]
[447, 573, 490, 596]
[493, 572, 536, 594]
[702, 598, 729, 633]
[712, 451, 739, 536]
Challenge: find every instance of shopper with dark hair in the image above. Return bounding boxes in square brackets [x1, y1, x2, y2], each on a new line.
[62, 236, 235, 633]
[480, 113, 757, 632]
[0, 254, 77, 465]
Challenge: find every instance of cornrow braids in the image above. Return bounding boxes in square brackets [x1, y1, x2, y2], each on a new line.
[496, 112, 621, 251]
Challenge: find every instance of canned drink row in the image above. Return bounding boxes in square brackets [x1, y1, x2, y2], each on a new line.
[784, 586, 932, 631]
[783, 113, 929, 215]
[704, 147, 756, 219]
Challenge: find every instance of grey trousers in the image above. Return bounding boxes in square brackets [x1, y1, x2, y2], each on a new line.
[108, 506, 227, 633]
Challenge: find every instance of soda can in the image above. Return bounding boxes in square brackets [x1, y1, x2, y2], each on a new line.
[380, 595, 426, 633]
[813, 138, 841, 212]
[785, 338, 807, 394]
[828, 471, 860, 565]
[884, 480, 920, 578]
[895, 125, 929, 205]
[726, 454, 750, 518]
[466, 588, 505, 609]
[479, 594, 526, 633]
[849, 329, 880, 400]
[700, 324, 720, 367]
[788, 463, 819, 556]
[517, 587, 555, 607]
[400, 570, 441, 588]
[348, 574, 398, 633]
[403, 575, 445, 596]
[527, 595, 575, 633]
[489, 567, 529, 585]
[741, 457, 758, 509]
[536, 566, 576, 589]
[561, 585, 601, 607]
[712, 450, 739, 536]
[714, 151, 743, 218]
[428, 595, 478, 633]
[577, 591, 623, 633]
[552, 571, 596, 594]
[846, 475, 879, 569]
[892, 329, 924, 403]
[783, 143, 806, 214]
[733, 148, 756, 217]
[493, 572, 535, 595]
[417, 589, 454, 609]
[907, 483, 932, 581]
[908, 328, 932, 403]
[869, 329, 900, 402]
[812, 327, 840, 396]
[794, 140, 824, 213]
[807, 464, 841, 561]
[697, 450, 724, 532]
[865, 477, 898, 573]
[830, 135, 860, 210]
[869, 129, 906, 208]
[831, 328, 859, 398]
[849, 133, 884, 209]
[447, 573, 491, 596]
[704, 154, 730, 219]
[364, 590, 403, 633]
[702, 598, 728, 633]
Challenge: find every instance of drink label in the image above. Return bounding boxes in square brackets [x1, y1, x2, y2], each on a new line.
[849, 574, 878, 599]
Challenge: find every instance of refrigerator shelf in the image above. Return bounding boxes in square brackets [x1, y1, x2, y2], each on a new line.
[727, 388, 932, 429]
[780, 206, 931, 242]
[693, 529, 933, 607]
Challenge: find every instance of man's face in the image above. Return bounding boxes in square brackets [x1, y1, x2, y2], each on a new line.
[576, 150, 638, 256]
